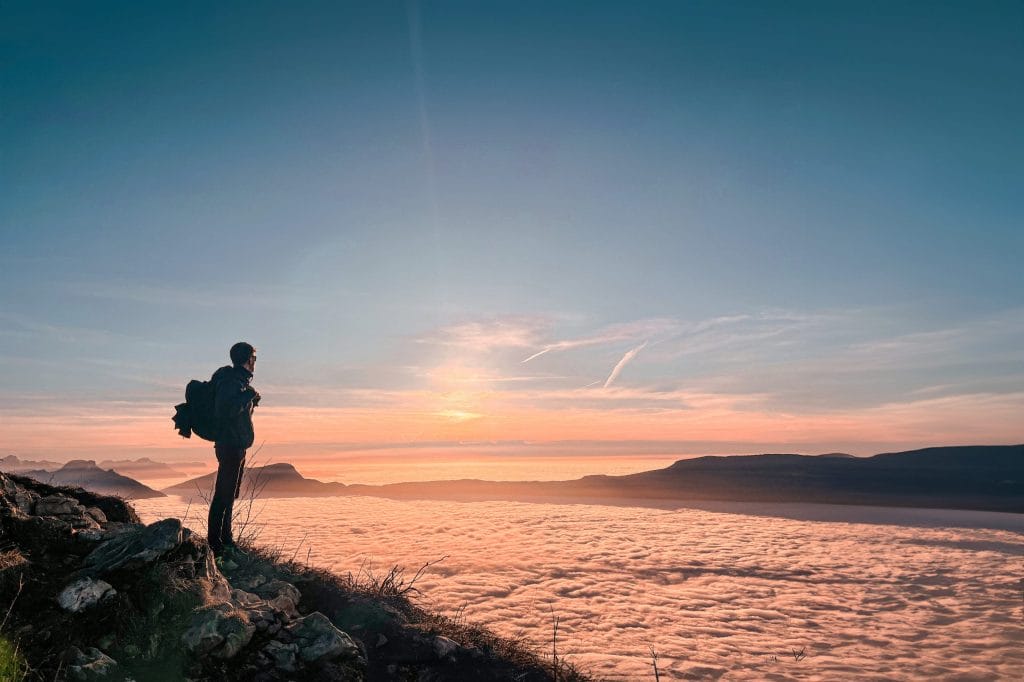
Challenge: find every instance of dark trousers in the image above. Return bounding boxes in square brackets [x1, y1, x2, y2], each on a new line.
[208, 444, 246, 551]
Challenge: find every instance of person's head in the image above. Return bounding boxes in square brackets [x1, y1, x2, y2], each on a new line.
[230, 342, 257, 372]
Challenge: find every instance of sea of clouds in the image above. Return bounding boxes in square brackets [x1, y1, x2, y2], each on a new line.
[135, 497, 1024, 680]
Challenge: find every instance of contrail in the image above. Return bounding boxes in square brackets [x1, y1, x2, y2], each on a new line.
[521, 339, 613, 363]
[522, 347, 555, 363]
[603, 341, 647, 388]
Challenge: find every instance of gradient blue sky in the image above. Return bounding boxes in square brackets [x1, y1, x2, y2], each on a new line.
[2, 2, 1022, 464]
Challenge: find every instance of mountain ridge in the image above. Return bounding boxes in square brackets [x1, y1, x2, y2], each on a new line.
[18, 460, 166, 499]
[162, 445, 1023, 513]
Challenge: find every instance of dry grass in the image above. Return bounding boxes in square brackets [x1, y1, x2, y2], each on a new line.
[232, 542, 595, 681]
[0, 550, 26, 573]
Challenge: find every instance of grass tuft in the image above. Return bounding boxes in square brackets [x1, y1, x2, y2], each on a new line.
[0, 636, 27, 682]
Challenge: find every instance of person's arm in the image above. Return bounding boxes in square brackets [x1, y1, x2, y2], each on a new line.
[215, 376, 256, 420]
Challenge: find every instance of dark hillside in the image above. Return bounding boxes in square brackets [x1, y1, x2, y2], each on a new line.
[324, 445, 1024, 513]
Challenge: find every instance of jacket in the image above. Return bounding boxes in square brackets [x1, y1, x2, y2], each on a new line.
[212, 365, 256, 449]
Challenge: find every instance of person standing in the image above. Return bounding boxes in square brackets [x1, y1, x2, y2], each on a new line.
[207, 341, 260, 555]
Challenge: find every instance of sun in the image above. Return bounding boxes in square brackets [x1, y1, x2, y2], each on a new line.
[437, 409, 484, 423]
[428, 363, 493, 424]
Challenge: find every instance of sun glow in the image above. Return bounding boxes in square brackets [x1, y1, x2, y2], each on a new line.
[437, 409, 484, 422]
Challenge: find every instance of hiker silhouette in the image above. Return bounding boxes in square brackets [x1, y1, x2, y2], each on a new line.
[207, 341, 260, 555]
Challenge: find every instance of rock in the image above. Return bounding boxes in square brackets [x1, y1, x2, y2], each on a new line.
[229, 589, 279, 631]
[81, 518, 183, 576]
[192, 574, 233, 606]
[253, 578, 301, 603]
[75, 528, 107, 542]
[264, 640, 299, 672]
[57, 578, 116, 612]
[36, 495, 86, 517]
[240, 573, 267, 590]
[181, 608, 226, 657]
[220, 619, 257, 660]
[10, 489, 37, 514]
[66, 646, 118, 681]
[285, 612, 361, 663]
[269, 593, 300, 621]
[433, 635, 459, 659]
[85, 507, 108, 524]
[76, 522, 139, 543]
[181, 603, 255, 660]
[33, 495, 96, 528]
[251, 579, 301, 620]
[231, 588, 265, 608]
[0, 475, 38, 512]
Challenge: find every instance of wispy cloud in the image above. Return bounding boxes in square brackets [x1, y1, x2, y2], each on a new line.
[604, 341, 648, 388]
[522, 318, 681, 363]
[418, 316, 549, 352]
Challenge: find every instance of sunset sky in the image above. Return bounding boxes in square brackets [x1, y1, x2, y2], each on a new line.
[2, 2, 1022, 468]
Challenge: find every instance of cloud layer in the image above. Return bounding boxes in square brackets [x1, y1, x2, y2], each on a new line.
[134, 496, 1024, 680]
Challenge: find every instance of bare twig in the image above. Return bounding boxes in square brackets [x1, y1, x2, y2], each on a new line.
[289, 531, 310, 563]
[649, 645, 661, 682]
[452, 602, 468, 628]
[1, 574, 24, 630]
[407, 555, 448, 592]
[550, 606, 561, 682]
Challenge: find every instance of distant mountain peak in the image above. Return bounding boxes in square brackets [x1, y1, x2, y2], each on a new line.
[261, 463, 302, 477]
[63, 459, 101, 470]
[162, 462, 346, 499]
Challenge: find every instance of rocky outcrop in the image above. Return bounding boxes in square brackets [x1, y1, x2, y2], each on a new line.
[0, 471, 365, 681]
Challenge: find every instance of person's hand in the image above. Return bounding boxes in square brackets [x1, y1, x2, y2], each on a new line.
[248, 388, 261, 406]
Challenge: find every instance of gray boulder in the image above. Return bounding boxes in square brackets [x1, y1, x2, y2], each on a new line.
[0, 475, 38, 515]
[36, 495, 86, 517]
[34, 495, 97, 528]
[433, 635, 459, 659]
[76, 521, 139, 543]
[81, 518, 183, 576]
[84, 507, 107, 524]
[181, 603, 256, 660]
[252, 579, 301, 620]
[285, 612, 360, 663]
[252, 578, 301, 605]
[264, 640, 299, 672]
[57, 578, 116, 612]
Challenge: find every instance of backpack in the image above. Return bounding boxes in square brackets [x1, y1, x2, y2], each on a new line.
[172, 379, 220, 441]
